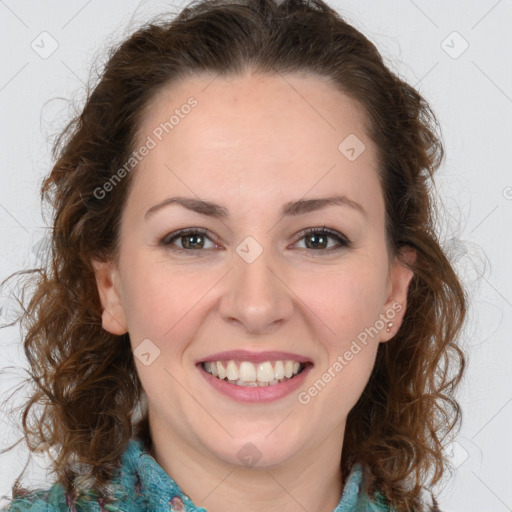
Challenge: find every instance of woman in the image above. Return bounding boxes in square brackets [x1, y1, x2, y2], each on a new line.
[0, 0, 466, 510]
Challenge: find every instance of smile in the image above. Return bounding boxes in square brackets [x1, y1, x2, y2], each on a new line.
[197, 350, 313, 403]
[202, 359, 305, 387]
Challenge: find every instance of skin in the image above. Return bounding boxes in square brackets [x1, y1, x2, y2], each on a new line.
[93, 71, 415, 512]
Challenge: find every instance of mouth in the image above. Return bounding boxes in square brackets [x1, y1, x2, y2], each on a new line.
[199, 359, 311, 387]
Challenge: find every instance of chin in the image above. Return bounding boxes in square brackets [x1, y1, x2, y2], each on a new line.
[201, 431, 302, 469]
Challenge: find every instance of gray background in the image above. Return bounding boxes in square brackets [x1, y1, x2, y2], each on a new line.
[0, 1, 511, 511]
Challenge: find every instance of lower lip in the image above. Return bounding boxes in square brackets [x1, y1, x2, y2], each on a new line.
[197, 363, 313, 403]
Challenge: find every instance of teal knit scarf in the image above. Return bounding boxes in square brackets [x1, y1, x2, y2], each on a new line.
[4, 438, 392, 511]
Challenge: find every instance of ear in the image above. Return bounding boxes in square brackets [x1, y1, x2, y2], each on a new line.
[91, 259, 128, 335]
[379, 247, 416, 342]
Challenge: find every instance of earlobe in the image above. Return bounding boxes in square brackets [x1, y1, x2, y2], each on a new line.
[91, 259, 128, 335]
[380, 247, 416, 342]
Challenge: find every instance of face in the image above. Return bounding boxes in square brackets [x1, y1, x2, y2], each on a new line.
[93, 71, 414, 470]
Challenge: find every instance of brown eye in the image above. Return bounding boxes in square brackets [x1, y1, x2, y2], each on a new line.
[304, 231, 329, 250]
[178, 232, 206, 249]
[161, 228, 217, 251]
[295, 228, 350, 252]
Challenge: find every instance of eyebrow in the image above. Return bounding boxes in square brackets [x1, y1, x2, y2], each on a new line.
[144, 195, 366, 220]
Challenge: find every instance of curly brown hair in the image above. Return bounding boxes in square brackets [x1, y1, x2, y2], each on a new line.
[1, 0, 466, 510]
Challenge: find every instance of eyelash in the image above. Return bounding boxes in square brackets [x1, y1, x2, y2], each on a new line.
[159, 226, 351, 255]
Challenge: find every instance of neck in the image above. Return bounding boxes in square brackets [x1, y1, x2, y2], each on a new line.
[149, 421, 345, 512]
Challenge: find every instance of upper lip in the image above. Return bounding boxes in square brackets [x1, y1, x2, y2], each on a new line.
[197, 350, 312, 365]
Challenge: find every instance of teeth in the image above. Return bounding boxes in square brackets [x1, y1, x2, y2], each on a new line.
[257, 361, 274, 382]
[237, 379, 257, 387]
[216, 361, 226, 380]
[274, 360, 284, 380]
[239, 361, 256, 382]
[202, 359, 305, 386]
[226, 360, 239, 381]
[284, 360, 294, 378]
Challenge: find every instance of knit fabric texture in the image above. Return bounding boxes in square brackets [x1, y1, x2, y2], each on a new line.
[3, 438, 393, 511]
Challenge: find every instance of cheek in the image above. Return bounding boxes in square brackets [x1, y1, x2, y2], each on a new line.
[297, 267, 384, 413]
[119, 254, 200, 342]
[296, 262, 388, 341]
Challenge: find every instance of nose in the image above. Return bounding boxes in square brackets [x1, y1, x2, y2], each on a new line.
[218, 243, 294, 335]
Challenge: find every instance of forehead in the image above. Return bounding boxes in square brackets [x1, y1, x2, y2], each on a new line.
[130, 71, 382, 218]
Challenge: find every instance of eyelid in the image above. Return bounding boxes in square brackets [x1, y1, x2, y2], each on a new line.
[293, 227, 350, 245]
[160, 227, 220, 250]
[159, 226, 351, 253]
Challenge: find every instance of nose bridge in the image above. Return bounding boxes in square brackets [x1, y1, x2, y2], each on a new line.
[219, 236, 293, 333]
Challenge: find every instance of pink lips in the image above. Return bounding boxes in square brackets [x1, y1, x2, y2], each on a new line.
[196, 350, 313, 403]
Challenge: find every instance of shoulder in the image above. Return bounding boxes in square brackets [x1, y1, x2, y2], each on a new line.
[1, 482, 68, 512]
[335, 463, 394, 511]
[1, 438, 149, 512]
[352, 464, 442, 512]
